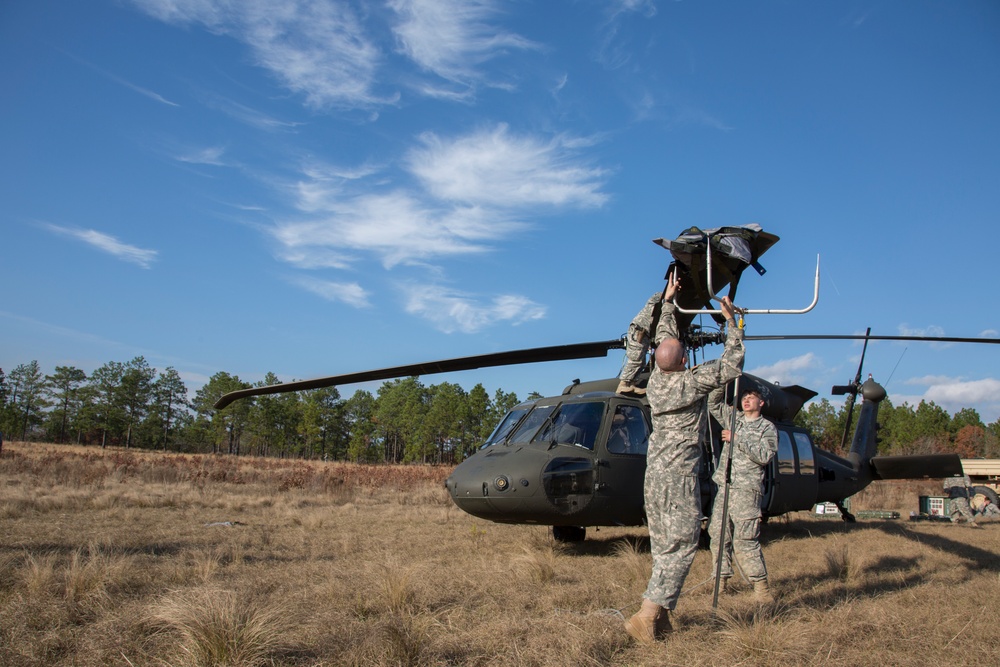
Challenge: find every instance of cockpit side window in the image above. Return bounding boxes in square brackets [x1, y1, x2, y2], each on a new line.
[606, 404, 649, 455]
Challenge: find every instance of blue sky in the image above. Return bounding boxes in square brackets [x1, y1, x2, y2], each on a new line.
[3, 0, 999, 423]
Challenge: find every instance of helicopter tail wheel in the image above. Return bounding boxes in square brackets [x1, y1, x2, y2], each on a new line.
[835, 501, 856, 523]
[552, 525, 586, 543]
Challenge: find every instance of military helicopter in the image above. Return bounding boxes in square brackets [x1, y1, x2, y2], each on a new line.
[215, 226, 997, 542]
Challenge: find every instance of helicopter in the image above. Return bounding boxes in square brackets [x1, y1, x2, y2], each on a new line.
[215, 226, 997, 542]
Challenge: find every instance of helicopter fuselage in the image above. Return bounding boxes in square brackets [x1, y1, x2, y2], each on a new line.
[444, 374, 961, 534]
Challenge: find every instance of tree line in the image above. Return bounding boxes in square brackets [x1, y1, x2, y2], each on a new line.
[0, 359, 525, 463]
[3, 358, 998, 462]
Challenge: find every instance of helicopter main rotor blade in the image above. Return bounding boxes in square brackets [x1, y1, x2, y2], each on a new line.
[744, 334, 1000, 344]
[214, 339, 626, 409]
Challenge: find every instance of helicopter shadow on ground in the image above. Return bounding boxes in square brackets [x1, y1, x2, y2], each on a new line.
[763, 518, 999, 569]
[770, 520, 998, 610]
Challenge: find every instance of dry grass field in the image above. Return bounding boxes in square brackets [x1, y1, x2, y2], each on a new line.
[1, 442, 997, 667]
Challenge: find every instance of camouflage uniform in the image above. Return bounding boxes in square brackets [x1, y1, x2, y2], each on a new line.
[944, 475, 975, 523]
[620, 292, 668, 387]
[642, 303, 745, 610]
[707, 390, 778, 583]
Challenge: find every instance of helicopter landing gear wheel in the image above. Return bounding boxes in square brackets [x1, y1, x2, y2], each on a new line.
[552, 525, 586, 543]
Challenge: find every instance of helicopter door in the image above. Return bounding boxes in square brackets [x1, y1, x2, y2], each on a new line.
[599, 402, 649, 526]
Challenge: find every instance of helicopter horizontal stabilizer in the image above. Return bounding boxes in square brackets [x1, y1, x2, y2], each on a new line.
[869, 454, 963, 480]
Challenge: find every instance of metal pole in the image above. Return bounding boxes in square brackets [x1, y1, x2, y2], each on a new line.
[711, 375, 740, 611]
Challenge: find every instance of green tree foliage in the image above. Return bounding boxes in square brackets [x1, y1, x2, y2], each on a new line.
[44, 366, 87, 443]
[10, 356, 1000, 463]
[301, 387, 345, 460]
[7, 361, 49, 441]
[377, 377, 428, 463]
[120, 357, 156, 448]
[87, 361, 125, 448]
[345, 390, 377, 462]
[150, 367, 188, 451]
[192, 372, 252, 455]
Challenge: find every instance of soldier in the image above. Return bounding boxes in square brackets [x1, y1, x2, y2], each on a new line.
[944, 475, 977, 526]
[624, 292, 744, 644]
[616, 276, 680, 395]
[707, 387, 778, 602]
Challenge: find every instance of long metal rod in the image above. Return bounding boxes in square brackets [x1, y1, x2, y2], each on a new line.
[711, 376, 740, 611]
[674, 244, 820, 315]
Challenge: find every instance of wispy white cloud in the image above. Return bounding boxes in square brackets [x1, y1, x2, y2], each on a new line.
[406, 124, 609, 208]
[288, 276, 371, 307]
[40, 223, 158, 269]
[273, 190, 518, 269]
[130, 0, 393, 109]
[269, 125, 606, 271]
[174, 145, 227, 166]
[746, 352, 819, 387]
[202, 93, 303, 131]
[894, 375, 1000, 421]
[389, 0, 539, 86]
[62, 49, 180, 106]
[402, 284, 546, 333]
[898, 323, 953, 349]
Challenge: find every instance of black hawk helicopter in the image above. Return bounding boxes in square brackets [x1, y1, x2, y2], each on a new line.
[216, 226, 997, 542]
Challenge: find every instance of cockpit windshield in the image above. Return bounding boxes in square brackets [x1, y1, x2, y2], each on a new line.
[483, 401, 605, 450]
[481, 406, 532, 448]
[507, 406, 556, 445]
[534, 402, 604, 450]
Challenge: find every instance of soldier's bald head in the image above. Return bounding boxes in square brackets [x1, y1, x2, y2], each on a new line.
[655, 339, 686, 372]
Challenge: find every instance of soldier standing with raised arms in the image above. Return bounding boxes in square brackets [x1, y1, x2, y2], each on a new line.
[625, 279, 745, 644]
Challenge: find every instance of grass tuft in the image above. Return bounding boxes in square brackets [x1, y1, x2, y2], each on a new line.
[149, 587, 293, 667]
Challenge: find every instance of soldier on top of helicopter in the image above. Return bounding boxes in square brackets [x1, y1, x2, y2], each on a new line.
[616, 273, 681, 396]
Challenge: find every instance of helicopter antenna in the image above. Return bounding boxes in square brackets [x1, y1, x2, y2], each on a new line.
[833, 327, 871, 451]
[884, 347, 907, 389]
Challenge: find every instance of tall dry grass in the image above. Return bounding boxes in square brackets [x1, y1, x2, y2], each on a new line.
[1, 441, 998, 666]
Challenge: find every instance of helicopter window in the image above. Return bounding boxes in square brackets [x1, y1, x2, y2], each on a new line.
[535, 402, 604, 450]
[776, 430, 796, 475]
[482, 407, 531, 448]
[792, 432, 815, 475]
[508, 406, 557, 445]
[607, 405, 649, 455]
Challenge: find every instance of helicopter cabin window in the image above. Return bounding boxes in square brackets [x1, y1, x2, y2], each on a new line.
[606, 405, 649, 455]
[776, 430, 796, 475]
[481, 406, 531, 448]
[792, 432, 815, 475]
[535, 402, 604, 450]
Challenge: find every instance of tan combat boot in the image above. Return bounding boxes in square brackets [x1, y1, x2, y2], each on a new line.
[752, 579, 775, 603]
[625, 598, 665, 644]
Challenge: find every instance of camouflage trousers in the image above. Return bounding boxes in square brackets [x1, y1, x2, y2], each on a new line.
[950, 496, 975, 523]
[642, 471, 701, 610]
[707, 487, 767, 582]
